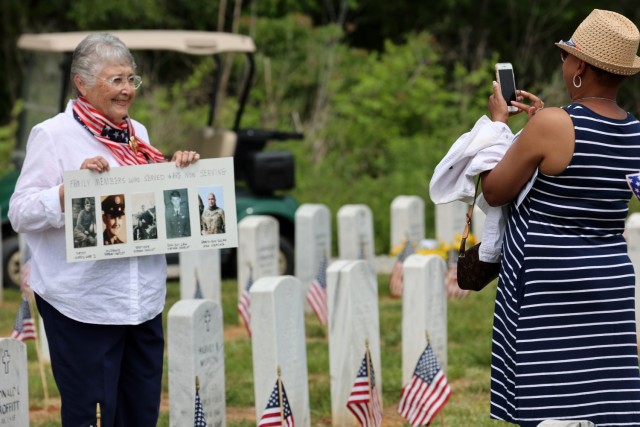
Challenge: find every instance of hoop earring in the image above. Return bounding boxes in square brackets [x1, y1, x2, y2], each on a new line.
[573, 74, 582, 88]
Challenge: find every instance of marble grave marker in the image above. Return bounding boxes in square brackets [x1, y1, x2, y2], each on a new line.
[179, 249, 221, 302]
[390, 195, 425, 249]
[402, 254, 447, 385]
[236, 215, 279, 303]
[295, 203, 331, 311]
[0, 338, 29, 427]
[326, 260, 382, 426]
[168, 299, 225, 427]
[337, 205, 375, 270]
[250, 276, 311, 426]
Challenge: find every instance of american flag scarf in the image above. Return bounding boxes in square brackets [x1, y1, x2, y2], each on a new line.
[72, 96, 166, 166]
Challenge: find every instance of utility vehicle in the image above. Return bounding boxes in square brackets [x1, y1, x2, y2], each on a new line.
[1, 30, 302, 288]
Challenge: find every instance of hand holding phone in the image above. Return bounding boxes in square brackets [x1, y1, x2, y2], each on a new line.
[495, 63, 518, 113]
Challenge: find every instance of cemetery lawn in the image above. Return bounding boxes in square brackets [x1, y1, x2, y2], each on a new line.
[1, 278, 513, 426]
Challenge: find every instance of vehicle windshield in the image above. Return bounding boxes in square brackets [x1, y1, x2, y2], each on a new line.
[14, 51, 64, 168]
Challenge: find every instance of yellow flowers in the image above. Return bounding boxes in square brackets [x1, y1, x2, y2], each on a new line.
[390, 233, 477, 261]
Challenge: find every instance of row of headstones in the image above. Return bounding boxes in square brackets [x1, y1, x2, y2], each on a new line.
[167, 197, 455, 426]
[0, 196, 469, 303]
[0, 195, 450, 426]
[0, 255, 447, 426]
[180, 197, 479, 307]
[166, 254, 447, 426]
[0, 197, 446, 380]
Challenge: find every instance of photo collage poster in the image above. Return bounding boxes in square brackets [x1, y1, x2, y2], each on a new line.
[63, 157, 237, 262]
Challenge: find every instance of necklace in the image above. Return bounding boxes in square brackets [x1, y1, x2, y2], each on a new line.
[573, 96, 617, 103]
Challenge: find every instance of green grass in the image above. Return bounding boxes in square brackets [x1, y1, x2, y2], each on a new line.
[1, 277, 511, 426]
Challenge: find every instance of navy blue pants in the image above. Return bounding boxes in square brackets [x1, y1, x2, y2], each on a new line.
[35, 294, 164, 427]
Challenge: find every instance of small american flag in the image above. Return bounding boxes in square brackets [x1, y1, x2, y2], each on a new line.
[444, 251, 469, 300]
[389, 240, 415, 297]
[347, 349, 382, 427]
[194, 276, 203, 299]
[307, 254, 328, 325]
[11, 297, 36, 342]
[358, 240, 366, 260]
[398, 342, 451, 426]
[194, 382, 207, 427]
[626, 172, 640, 201]
[237, 267, 253, 336]
[258, 377, 295, 427]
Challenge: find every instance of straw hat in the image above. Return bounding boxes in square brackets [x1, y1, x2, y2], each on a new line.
[556, 9, 640, 76]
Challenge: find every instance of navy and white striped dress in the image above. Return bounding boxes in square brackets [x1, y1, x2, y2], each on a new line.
[490, 103, 640, 426]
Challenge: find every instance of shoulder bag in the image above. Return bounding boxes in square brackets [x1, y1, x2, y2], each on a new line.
[456, 178, 500, 291]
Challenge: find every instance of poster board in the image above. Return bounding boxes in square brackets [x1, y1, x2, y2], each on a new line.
[64, 157, 237, 262]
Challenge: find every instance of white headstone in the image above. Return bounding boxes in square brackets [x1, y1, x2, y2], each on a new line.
[17, 235, 51, 364]
[626, 213, 640, 340]
[337, 204, 375, 267]
[327, 260, 382, 426]
[237, 216, 279, 303]
[472, 205, 487, 241]
[38, 316, 50, 364]
[0, 338, 29, 427]
[295, 204, 331, 311]
[179, 249, 221, 301]
[390, 196, 425, 249]
[251, 276, 310, 426]
[168, 299, 225, 427]
[435, 201, 468, 244]
[402, 254, 447, 385]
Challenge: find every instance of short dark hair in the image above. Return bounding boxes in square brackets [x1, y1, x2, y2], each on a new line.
[588, 63, 626, 86]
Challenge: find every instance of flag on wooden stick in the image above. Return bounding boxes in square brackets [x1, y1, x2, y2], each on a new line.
[389, 239, 415, 297]
[258, 369, 295, 427]
[445, 250, 469, 299]
[193, 269, 203, 299]
[307, 253, 328, 325]
[347, 344, 382, 427]
[194, 376, 207, 427]
[237, 266, 254, 336]
[398, 341, 451, 426]
[95, 402, 102, 427]
[11, 297, 36, 341]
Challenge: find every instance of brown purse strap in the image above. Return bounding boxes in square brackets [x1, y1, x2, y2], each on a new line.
[459, 177, 481, 256]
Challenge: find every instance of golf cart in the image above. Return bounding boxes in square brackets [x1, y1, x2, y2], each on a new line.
[1, 30, 302, 288]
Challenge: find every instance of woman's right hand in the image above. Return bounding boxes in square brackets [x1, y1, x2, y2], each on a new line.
[511, 89, 545, 119]
[80, 156, 110, 173]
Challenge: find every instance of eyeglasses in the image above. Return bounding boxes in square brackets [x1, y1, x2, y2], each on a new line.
[96, 75, 143, 90]
[560, 50, 568, 63]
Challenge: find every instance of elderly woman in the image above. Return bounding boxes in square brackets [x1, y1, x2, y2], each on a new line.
[481, 10, 640, 426]
[9, 33, 199, 426]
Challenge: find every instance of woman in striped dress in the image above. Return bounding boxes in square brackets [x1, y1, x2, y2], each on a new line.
[481, 10, 640, 426]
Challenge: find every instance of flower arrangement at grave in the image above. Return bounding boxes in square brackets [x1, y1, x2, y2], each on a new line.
[390, 234, 478, 299]
[389, 233, 478, 261]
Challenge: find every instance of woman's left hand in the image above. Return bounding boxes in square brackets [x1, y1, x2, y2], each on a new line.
[171, 150, 200, 168]
[511, 90, 545, 119]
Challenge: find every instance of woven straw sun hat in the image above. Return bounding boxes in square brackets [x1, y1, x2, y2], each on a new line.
[556, 9, 640, 76]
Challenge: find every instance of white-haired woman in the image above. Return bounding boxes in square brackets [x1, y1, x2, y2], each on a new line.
[9, 33, 199, 426]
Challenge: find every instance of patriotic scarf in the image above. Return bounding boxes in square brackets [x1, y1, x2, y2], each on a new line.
[72, 96, 166, 165]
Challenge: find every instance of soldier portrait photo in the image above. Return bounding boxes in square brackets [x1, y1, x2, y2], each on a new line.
[199, 187, 226, 235]
[101, 194, 127, 245]
[72, 197, 97, 248]
[164, 188, 191, 239]
[131, 192, 157, 241]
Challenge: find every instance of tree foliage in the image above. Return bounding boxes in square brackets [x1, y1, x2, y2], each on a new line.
[4, 1, 640, 251]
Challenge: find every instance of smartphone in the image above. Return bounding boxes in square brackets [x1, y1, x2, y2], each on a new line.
[495, 63, 518, 113]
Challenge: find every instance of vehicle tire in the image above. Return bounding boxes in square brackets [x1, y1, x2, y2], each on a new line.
[278, 235, 294, 276]
[2, 235, 21, 289]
